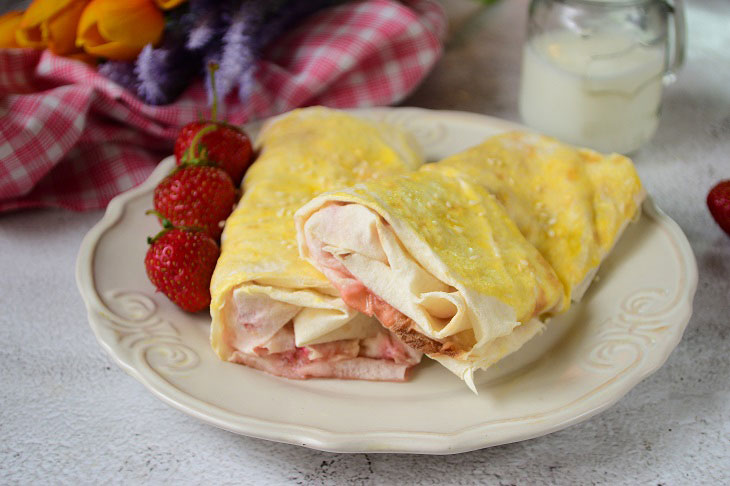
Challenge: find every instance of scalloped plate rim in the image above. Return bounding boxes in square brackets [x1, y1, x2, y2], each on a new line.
[76, 107, 698, 454]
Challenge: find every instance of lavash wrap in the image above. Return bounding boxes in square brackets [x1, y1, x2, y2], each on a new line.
[430, 131, 646, 305]
[209, 107, 422, 364]
[296, 169, 565, 391]
[296, 131, 645, 390]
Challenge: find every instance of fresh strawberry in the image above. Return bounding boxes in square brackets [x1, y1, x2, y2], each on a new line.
[153, 165, 236, 240]
[174, 63, 253, 185]
[707, 179, 730, 236]
[145, 226, 219, 313]
[174, 121, 252, 185]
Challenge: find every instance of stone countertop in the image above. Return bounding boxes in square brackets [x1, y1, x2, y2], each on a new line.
[2, 0, 729, 483]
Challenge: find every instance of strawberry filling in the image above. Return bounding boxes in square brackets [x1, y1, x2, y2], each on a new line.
[226, 292, 421, 382]
[303, 222, 459, 357]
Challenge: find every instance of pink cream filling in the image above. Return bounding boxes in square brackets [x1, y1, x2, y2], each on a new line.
[304, 225, 416, 343]
[227, 289, 421, 382]
[230, 322, 420, 382]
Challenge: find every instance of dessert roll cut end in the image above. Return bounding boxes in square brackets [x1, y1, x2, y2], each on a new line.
[296, 170, 564, 390]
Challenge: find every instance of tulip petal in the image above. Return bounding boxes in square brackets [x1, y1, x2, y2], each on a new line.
[15, 21, 45, 48]
[46, 0, 88, 54]
[77, 0, 163, 60]
[154, 0, 187, 10]
[97, 0, 164, 47]
[66, 51, 98, 64]
[82, 38, 144, 61]
[0, 11, 23, 48]
[17, 0, 88, 51]
[19, 0, 74, 29]
[76, 0, 101, 48]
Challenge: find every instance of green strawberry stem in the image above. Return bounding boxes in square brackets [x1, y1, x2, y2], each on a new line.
[179, 64, 221, 167]
[146, 209, 173, 228]
[146, 209, 173, 244]
[208, 62, 220, 122]
[145, 209, 207, 244]
[144, 209, 174, 245]
[181, 124, 218, 165]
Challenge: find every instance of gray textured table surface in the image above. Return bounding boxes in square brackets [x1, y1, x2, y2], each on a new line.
[2, 0, 729, 484]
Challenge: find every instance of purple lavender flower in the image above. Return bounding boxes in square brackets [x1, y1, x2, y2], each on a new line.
[205, 0, 265, 105]
[135, 45, 167, 104]
[135, 32, 202, 105]
[98, 61, 139, 93]
[96, 0, 348, 105]
[235, 0, 343, 102]
[186, 0, 228, 51]
[187, 12, 219, 50]
[236, 64, 256, 104]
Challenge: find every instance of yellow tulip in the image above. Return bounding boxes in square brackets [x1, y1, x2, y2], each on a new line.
[66, 51, 98, 65]
[16, 0, 90, 55]
[0, 11, 23, 48]
[76, 0, 164, 61]
[154, 0, 187, 10]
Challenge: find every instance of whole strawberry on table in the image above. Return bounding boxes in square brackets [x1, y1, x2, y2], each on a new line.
[707, 180, 730, 237]
[145, 63, 255, 313]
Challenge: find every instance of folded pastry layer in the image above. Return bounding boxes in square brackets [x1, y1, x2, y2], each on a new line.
[210, 107, 423, 381]
[296, 170, 565, 390]
[428, 131, 646, 304]
[296, 131, 645, 389]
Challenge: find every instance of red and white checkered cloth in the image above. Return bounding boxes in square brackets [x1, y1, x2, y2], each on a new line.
[0, 0, 446, 212]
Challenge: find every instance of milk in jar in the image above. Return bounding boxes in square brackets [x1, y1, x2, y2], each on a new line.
[519, 30, 666, 154]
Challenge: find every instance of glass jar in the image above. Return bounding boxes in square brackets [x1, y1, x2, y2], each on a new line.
[518, 0, 686, 154]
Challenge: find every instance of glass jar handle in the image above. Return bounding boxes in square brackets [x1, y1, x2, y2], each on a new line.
[664, 0, 686, 84]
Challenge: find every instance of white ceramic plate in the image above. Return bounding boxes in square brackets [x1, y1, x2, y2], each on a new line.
[76, 108, 697, 454]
